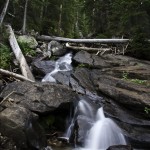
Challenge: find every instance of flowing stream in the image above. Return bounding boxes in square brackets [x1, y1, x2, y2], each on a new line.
[41, 54, 127, 150]
[42, 53, 72, 82]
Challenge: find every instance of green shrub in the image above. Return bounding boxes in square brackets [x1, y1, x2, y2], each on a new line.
[0, 44, 11, 69]
[145, 107, 150, 114]
[18, 41, 36, 56]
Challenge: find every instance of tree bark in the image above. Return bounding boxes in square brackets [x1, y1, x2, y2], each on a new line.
[58, 4, 63, 35]
[22, 0, 28, 34]
[0, 0, 10, 27]
[6, 25, 35, 81]
[66, 43, 111, 53]
[37, 35, 130, 43]
[0, 69, 34, 82]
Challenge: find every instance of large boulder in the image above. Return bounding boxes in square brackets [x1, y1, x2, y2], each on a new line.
[0, 81, 79, 149]
[93, 75, 150, 112]
[0, 106, 46, 149]
[17, 35, 38, 49]
[32, 60, 55, 76]
[0, 81, 78, 113]
[73, 51, 115, 68]
[48, 40, 67, 56]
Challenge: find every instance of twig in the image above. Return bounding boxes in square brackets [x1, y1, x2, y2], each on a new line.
[0, 91, 16, 105]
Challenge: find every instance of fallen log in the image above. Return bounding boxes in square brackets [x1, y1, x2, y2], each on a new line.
[0, 69, 34, 82]
[37, 35, 130, 43]
[6, 25, 35, 81]
[66, 43, 111, 54]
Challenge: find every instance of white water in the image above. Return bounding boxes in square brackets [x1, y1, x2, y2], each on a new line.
[42, 53, 72, 82]
[85, 107, 126, 150]
[64, 99, 126, 150]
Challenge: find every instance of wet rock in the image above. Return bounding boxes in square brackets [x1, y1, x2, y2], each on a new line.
[107, 145, 133, 150]
[0, 81, 78, 113]
[73, 51, 113, 68]
[70, 77, 85, 94]
[0, 106, 46, 149]
[74, 115, 92, 145]
[53, 71, 72, 86]
[17, 35, 38, 49]
[49, 40, 66, 56]
[103, 98, 150, 149]
[70, 68, 96, 94]
[32, 60, 55, 76]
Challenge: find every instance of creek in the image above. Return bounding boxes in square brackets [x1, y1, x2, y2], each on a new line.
[41, 53, 127, 150]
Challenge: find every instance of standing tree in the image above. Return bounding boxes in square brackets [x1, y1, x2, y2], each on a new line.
[0, 0, 10, 27]
[22, 0, 29, 34]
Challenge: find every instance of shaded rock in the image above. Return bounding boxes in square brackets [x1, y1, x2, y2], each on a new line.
[73, 51, 113, 68]
[0, 133, 17, 150]
[107, 145, 133, 150]
[70, 77, 85, 94]
[0, 106, 46, 149]
[70, 68, 96, 94]
[74, 115, 92, 145]
[53, 71, 72, 86]
[73, 51, 93, 66]
[101, 54, 150, 80]
[17, 35, 38, 49]
[32, 60, 55, 76]
[49, 40, 66, 56]
[0, 81, 78, 113]
[104, 100, 150, 149]
[97, 79, 150, 111]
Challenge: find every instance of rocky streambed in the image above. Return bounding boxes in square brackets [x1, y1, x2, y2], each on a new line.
[0, 37, 150, 150]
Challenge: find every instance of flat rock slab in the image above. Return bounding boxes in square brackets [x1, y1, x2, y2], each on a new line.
[73, 51, 113, 68]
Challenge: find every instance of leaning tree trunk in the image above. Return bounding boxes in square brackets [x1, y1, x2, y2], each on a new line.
[22, 0, 28, 34]
[6, 25, 35, 81]
[0, 0, 10, 27]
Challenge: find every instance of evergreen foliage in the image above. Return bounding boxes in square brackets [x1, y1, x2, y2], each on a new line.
[0, 0, 150, 60]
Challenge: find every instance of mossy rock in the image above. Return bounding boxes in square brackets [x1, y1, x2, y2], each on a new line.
[17, 35, 38, 49]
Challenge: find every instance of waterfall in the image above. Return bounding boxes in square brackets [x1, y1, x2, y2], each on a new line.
[42, 53, 72, 82]
[85, 107, 126, 150]
[63, 100, 127, 150]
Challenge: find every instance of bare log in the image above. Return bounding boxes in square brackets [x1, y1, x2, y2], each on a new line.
[37, 35, 130, 43]
[66, 43, 111, 52]
[6, 25, 35, 81]
[0, 69, 34, 82]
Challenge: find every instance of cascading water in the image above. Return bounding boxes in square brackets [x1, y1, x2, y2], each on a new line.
[63, 99, 127, 150]
[63, 99, 95, 140]
[42, 53, 72, 82]
[85, 107, 126, 150]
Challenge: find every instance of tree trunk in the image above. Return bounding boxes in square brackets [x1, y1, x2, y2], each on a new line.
[75, 11, 83, 38]
[6, 25, 35, 81]
[0, 0, 10, 27]
[0, 69, 34, 82]
[58, 4, 63, 35]
[22, 0, 28, 34]
[37, 35, 130, 43]
[66, 43, 111, 53]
